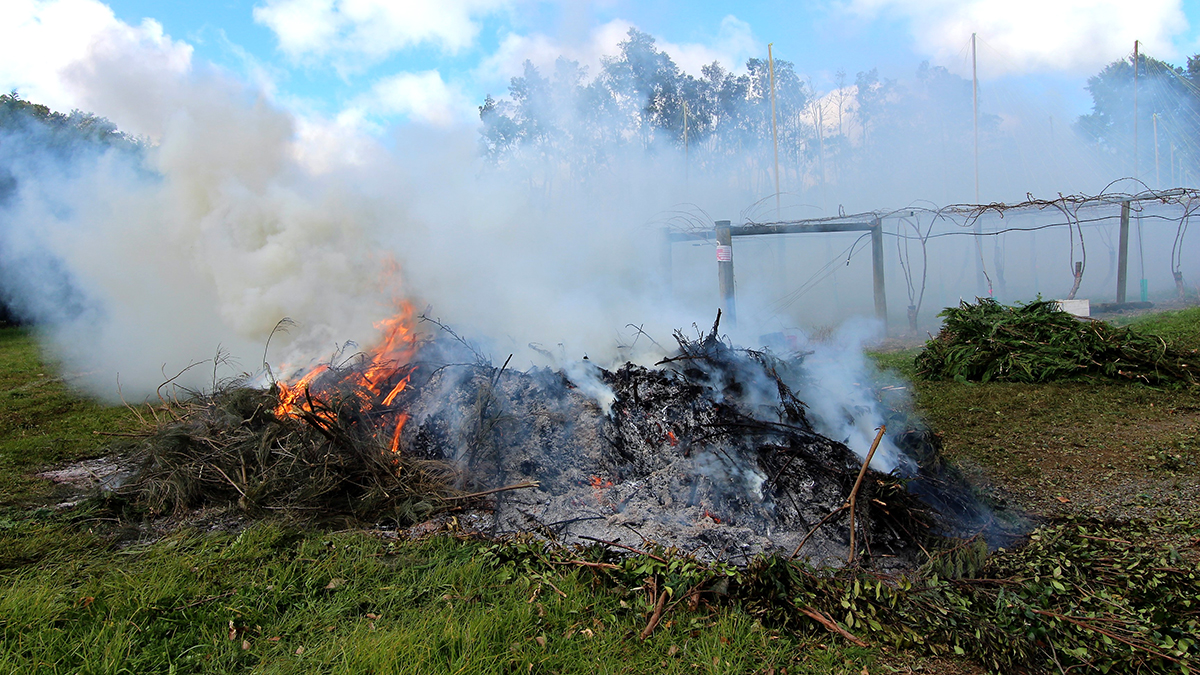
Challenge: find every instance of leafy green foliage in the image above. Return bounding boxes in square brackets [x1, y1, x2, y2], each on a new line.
[481, 517, 1200, 674]
[916, 298, 1200, 384]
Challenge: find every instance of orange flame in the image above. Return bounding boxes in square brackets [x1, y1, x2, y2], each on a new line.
[272, 301, 418, 454]
[589, 475, 613, 507]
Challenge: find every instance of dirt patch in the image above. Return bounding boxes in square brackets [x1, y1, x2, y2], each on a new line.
[36, 455, 135, 508]
[913, 380, 1200, 520]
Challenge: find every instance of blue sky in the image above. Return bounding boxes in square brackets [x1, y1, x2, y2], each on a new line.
[4, 0, 1200, 134]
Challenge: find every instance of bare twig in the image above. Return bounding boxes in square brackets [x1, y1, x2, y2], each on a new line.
[790, 505, 848, 559]
[547, 560, 621, 571]
[789, 425, 886, 562]
[848, 425, 886, 564]
[443, 481, 539, 501]
[639, 586, 670, 640]
[578, 535, 668, 563]
[794, 603, 868, 647]
[211, 465, 247, 499]
[93, 431, 151, 437]
[171, 589, 237, 612]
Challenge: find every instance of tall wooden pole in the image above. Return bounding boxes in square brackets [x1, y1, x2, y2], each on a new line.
[871, 218, 888, 332]
[767, 44, 786, 292]
[683, 100, 689, 186]
[1133, 42, 1146, 301]
[716, 221, 736, 328]
[768, 43, 781, 217]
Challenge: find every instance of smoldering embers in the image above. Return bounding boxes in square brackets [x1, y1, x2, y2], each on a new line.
[400, 333, 937, 566]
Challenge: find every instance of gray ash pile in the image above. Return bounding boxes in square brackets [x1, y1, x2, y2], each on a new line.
[399, 318, 960, 567]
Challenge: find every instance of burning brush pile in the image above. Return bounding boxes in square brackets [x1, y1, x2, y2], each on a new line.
[122, 311, 993, 568]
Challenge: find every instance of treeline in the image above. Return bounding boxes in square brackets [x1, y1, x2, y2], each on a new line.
[479, 29, 1200, 196]
[0, 92, 138, 325]
[475, 29, 1013, 200]
[1076, 54, 1200, 183]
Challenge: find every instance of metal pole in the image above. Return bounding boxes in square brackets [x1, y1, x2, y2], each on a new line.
[716, 221, 737, 328]
[972, 33, 980, 204]
[1117, 201, 1130, 303]
[871, 218, 888, 332]
[972, 33, 986, 296]
[768, 43, 780, 217]
[1134, 40, 1139, 179]
[1153, 113, 1159, 186]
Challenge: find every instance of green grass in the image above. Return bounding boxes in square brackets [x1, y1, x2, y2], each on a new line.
[0, 328, 143, 504]
[6, 308, 1200, 675]
[1123, 306, 1200, 351]
[868, 305, 1200, 516]
[0, 328, 936, 675]
[0, 518, 887, 675]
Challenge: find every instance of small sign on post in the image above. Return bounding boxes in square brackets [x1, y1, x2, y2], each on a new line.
[715, 245, 732, 262]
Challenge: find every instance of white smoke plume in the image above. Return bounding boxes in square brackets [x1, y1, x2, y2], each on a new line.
[2, 5, 1188, 417]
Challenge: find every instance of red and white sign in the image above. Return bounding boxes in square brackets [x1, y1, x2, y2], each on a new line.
[715, 245, 733, 262]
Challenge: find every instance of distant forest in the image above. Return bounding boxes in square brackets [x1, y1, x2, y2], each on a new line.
[0, 92, 139, 325]
[479, 28, 1200, 190]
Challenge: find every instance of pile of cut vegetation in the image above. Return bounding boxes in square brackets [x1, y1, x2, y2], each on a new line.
[120, 386, 455, 523]
[114, 319, 999, 566]
[916, 298, 1200, 384]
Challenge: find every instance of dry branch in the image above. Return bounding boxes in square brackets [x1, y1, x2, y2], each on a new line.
[794, 603, 868, 647]
[848, 425, 886, 564]
[639, 587, 670, 640]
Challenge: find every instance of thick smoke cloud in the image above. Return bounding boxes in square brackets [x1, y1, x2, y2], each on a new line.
[3, 15, 1193, 465]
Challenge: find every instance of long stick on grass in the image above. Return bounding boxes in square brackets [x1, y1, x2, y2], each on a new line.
[847, 425, 886, 565]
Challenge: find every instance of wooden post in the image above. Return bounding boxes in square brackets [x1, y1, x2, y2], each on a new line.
[716, 220, 736, 328]
[871, 218, 887, 332]
[1117, 201, 1130, 303]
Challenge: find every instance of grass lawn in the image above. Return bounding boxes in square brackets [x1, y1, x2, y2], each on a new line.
[0, 327, 962, 675]
[2, 306, 1199, 674]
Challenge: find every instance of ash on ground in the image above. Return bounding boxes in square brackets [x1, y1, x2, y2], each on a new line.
[400, 322, 976, 567]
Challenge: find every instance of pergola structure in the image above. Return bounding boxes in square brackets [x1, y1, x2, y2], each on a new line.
[665, 217, 888, 331]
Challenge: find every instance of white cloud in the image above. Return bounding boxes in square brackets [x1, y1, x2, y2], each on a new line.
[0, 0, 192, 115]
[656, 15, 760, 77]
[477, 15, 761, 89]
[341, 70, 473, 129]
[253, 0, 513, 63]
[846, 0, 1189, 76]
[476, 18, 631, 84]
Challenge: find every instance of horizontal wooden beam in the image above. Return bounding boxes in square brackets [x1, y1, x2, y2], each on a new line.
[730, 221, 876, 236]
[666, 220, 878, 243]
